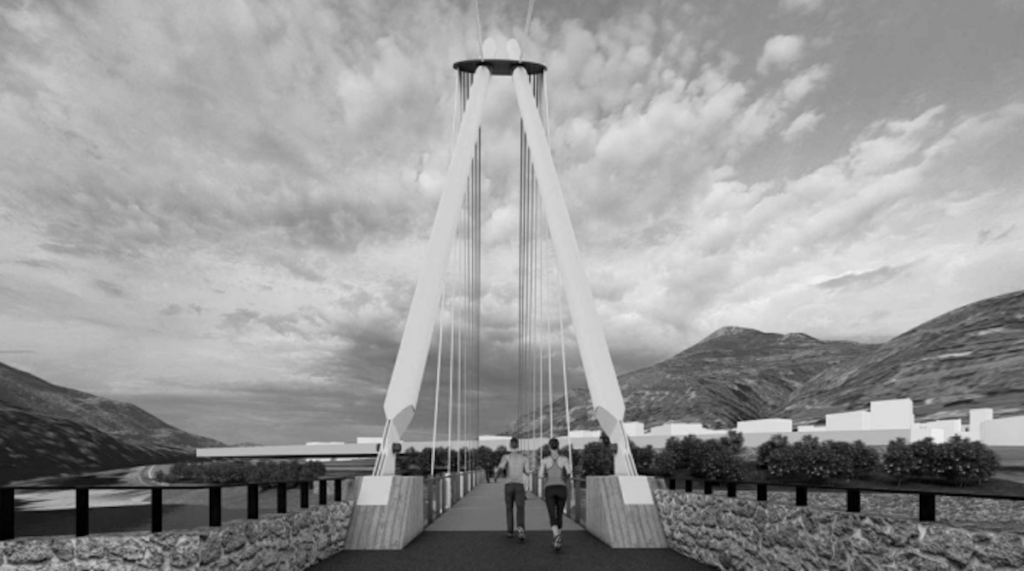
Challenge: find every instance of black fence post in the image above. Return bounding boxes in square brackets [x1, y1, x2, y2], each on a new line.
[209, 487, 222, 527]
[795, 486, 808, 506]
[76, 489, 89, 537]
[151, 489, 163, 533]
[847, 489, 861, 513]
[248, 485, 259, 520]
[703, 481, 713, 495]
[277, 483, 287, 514]
[319, 480, 327, 505]
[668, 478, 676, 490]
[919, 493, 936, 522]
[300, 482, 309, 509]
[334, 478, 342, 502]
[756, 483, 768, 501]
[0, 488, 13, 540]
[685, 479, 693, 493]
[727, 482, 737, 497]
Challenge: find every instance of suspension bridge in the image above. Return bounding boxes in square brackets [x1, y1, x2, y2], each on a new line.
[195, 28, 709, 568]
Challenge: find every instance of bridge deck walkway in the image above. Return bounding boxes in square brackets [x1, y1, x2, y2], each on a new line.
[309, 480, 714, 571]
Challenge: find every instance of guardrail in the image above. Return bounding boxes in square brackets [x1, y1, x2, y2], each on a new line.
[663, 476, 1024, 522]
[0, 477, 355, 540]
[423, 470, 481, 525]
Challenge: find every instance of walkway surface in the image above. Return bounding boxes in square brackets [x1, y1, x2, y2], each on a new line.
[309, 481, 714, 571]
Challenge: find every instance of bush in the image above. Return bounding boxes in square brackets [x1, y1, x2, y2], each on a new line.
[690, 440, 742, 481]
[763, 436, 859, 483]
[883, 435, 1000, 487]
[579, 441, 614, 476]
[938, 435, 1000, 486]
[850, 441, 880, 479]
[883, 438, 919, 485]
[662, 435, 704, 472]
[756, 435, 789, 469]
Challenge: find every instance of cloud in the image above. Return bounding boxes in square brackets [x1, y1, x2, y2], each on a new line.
[2, 1, 1023, 445]
[781, 110, 823, 141]
[93, 279, 125, 298]
[815, 263, 916, 290]
[780, 0, 825, 12]
[758, 35, 806, 74]
[159, 304, 183, 317]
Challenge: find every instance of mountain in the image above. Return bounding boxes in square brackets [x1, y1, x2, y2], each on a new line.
[0, 361, 222, 450]
[776, 290, 1024, 424]
[507, 327, 878, 434]
[0, 405, 192, 484]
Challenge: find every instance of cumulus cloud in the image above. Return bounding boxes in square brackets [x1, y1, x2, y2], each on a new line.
[780, 0, 825, 13]
[782, 110, 823, 141]
[1, 1, 1023, 444]
[758, 35, 806, 74]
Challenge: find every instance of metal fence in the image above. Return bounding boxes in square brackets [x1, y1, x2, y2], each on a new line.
[664, 477, 1024, 522]
[0, 477, 355, 540]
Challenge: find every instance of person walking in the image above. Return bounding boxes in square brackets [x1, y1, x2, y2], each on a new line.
[541, 437, 572, 551]
[495, 437, 531, 541]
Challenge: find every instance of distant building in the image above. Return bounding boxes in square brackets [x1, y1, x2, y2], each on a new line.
[622, 422, 645, 436]
[647, 423, 709, 436]
[917, 419, 963, 443]
[980, 416, 1024, 446]
[737, 418, 793, 433]
[969, 409, 994, 440]
[869, 398, 915, 430]
[826, 411, 871, 431]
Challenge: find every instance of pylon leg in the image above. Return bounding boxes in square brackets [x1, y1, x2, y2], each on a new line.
[373, 66, 492, 476]
[511, 66, 637, 476]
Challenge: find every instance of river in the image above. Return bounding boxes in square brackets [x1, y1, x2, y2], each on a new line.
[6, 461, 373, 538]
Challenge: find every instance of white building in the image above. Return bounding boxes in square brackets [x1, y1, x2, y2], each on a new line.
[647, 423, 710, 436]
[870, 398, 915, 430]
[737, 418, 793, 433]
[622, 422, 645, 436]
[980, 415, 1024, 446]
[826, 411, 871, 431]
[969, 409, 994, 440]
[917, 419, 963, 443]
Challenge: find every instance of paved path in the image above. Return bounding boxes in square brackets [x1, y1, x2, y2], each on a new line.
[309, 481, 714, 571]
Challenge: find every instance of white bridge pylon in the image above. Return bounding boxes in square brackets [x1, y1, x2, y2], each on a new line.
[373, 39, 638, 477]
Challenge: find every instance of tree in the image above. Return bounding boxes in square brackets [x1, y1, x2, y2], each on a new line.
[579, 441, 614, 476]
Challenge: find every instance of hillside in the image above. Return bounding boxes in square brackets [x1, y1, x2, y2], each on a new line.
[776, 290, 1024, 423]
[508, 327, 877, 434]
[0, 361, 222, 451]
[0, 406, 191, 484]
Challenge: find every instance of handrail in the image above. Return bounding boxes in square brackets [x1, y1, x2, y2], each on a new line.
[663, 476, 1024, 523]
[0, 476, 356, 541]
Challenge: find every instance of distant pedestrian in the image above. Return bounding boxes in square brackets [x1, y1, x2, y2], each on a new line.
[541, 437, 572, 551]
[495, 437, 531, 541]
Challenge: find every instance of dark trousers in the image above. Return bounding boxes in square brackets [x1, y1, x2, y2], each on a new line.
[505, 483, 525, 532]
[544, 485, 567, 528]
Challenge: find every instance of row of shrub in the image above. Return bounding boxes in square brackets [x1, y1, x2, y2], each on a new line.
[882, 436, 1000, 486]
[572, 431, 1001, 487]
[155, 460, 326, 486]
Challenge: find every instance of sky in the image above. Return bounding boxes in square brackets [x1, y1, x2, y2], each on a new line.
[1, 0, 1023, 446]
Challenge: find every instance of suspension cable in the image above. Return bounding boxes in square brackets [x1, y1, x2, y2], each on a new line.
[431, 282, 446, 476]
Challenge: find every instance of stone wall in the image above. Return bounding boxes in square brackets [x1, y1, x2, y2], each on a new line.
[0, 501, 352, 571]
[654, 489, 1024, 570]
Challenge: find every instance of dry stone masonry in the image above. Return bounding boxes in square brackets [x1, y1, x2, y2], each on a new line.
[0, 501, 352, 571]
[654, 489, 1024, 571]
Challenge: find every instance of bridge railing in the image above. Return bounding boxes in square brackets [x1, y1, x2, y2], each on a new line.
[423, 469, 483, 526]
[663, 476, 1024, 522]
[568, 477, 586, 527]
[0, 477, 355, 541]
